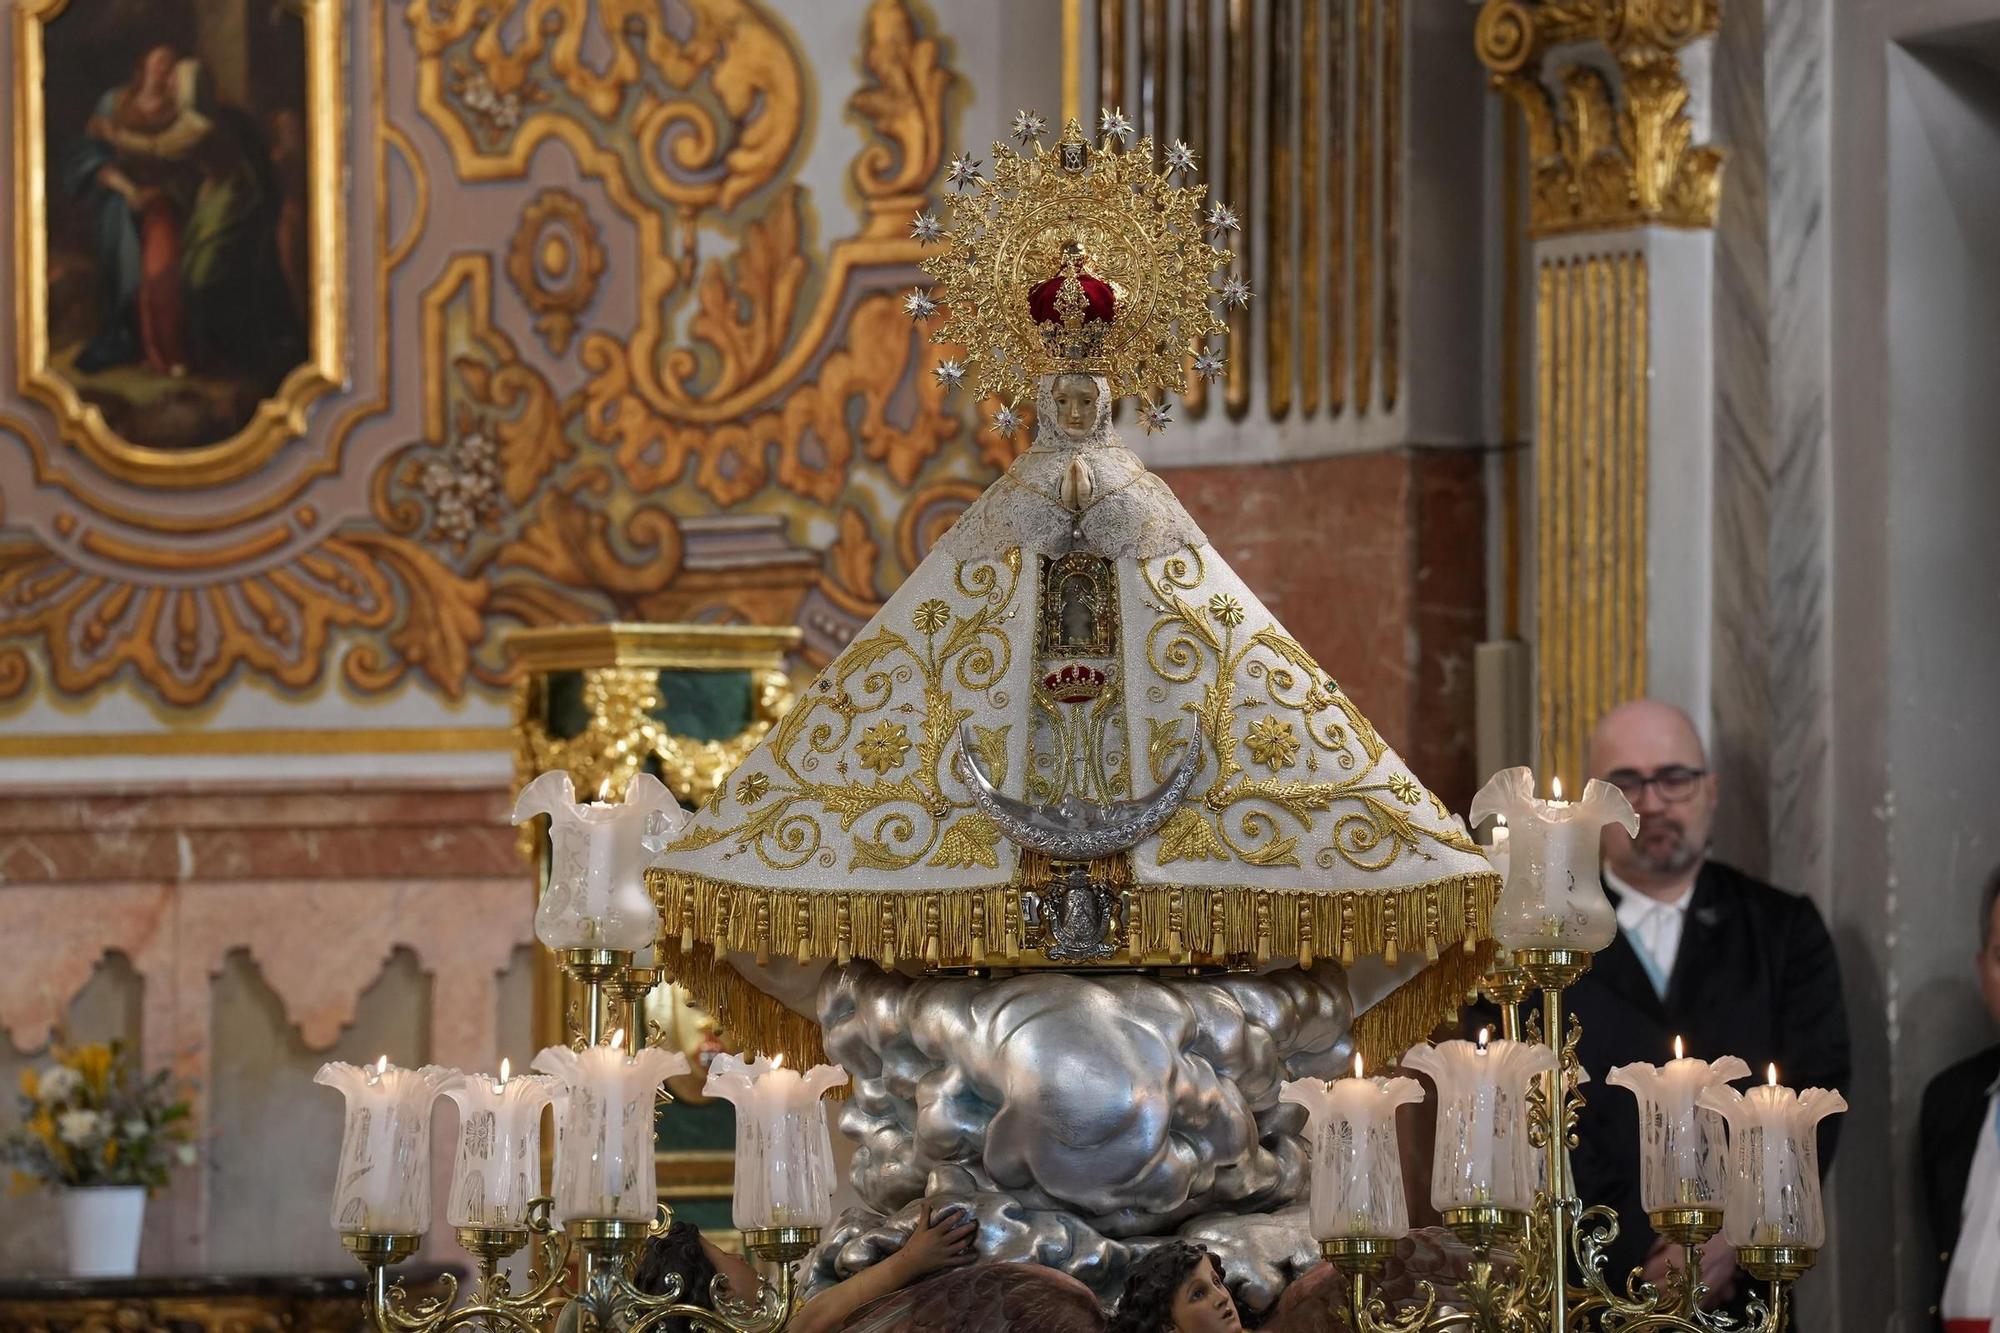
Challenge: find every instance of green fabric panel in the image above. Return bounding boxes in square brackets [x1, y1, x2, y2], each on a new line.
[544, 671, 590, 741]
[656, 1094, 736, 1154]
[654, 669, 753, 743]
[669, 1198, 735, 1234]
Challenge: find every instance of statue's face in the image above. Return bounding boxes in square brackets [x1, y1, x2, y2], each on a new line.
[1050, 374, 1099, 440]
[1170, 1259, 1240, 1333]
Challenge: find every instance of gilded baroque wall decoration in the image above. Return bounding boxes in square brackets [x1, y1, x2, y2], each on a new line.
[0, 0, 1010, 713]
[1475, 0, 1725, 236]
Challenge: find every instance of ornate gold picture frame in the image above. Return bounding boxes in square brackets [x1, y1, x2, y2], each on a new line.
[12, 0, 345, 487]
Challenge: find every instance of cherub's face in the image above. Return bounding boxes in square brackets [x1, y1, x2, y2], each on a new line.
[1051, 374, 1099, 439]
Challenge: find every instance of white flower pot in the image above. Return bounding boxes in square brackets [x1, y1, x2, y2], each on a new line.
[60, 1186, 145, 1276]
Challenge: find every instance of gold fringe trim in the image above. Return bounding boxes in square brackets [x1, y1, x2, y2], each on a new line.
[1352, 937, 1499, 1072]
[645, 868, 1499, 1070]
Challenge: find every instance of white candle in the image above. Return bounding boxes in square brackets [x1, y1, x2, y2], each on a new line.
[1606, 1038, 1750, 1211]
[533, 1032, 690, 1223]
[1469, 766, 1638, 952]
[1280, 1054, 1426, 1239]
[1401, 1035, 1555, 1213]
[1483, 818, 1512, 879]
[703, 1054, 849, 1230]
[316, 1056, 456, 1235]
[441, 1059, 557, 1229]
[1698, 1066, 1847, 1248]
[512, 771, 687, 952]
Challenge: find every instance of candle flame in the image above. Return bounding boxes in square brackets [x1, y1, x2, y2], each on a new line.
[597, 776, 615, 802]
[772, 1053, 785, 1070]
[499, 1057, 510, 1084]
[610, 1027, 626, 1051]
[1353, 1052, 1364, 1079]
[1551, 775, 1564, 801]
[1767, 1063, 1778, 1087]
[375, 1054, 389, 1075]
[1494, 815, 1507, 828]
[1673, 1035, 1684, 1061]
[1476, 1027, 1490, 1052]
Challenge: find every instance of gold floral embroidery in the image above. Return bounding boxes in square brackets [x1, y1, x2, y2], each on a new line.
[1388, 773, 1422, 804]
[662, 553, 1024, 871]
[1141, 548, 1474, 872]
[856, 720, 914, 773]
[1245, 716, 1300, 772]
[912, 599, 952, 637]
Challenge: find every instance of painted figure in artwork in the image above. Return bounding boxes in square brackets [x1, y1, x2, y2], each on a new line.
[44, 3, 310, 450]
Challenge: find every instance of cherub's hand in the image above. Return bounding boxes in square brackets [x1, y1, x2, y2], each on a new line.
[889, 1202, 979, 1280]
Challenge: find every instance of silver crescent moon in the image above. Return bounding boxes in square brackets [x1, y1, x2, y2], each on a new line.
[954, 724, 1201, 859]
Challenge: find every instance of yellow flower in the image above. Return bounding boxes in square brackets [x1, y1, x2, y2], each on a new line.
[1244, 716, 1300, 772]
[1207, 593, 1245, 628]
[735, 773, 770, 805]
[70, 1044, 114, 1096]
[912, 599, 951, 637]
[855, 721, 913, 775]
[104, 1139, 119, 1167]
[17, 1068, 37, 1101]
[1387, 773, 1422, 805]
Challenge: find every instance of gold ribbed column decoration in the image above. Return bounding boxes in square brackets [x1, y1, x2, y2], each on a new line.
[1224, 0, 1253, 419]
[1266, 0, 1297, 418]
[1182, 0, 1212, 416]
[1088, 0, 1398, 423]
[1352, 0, 1376, 414]
[1533, 251, 1649, 785]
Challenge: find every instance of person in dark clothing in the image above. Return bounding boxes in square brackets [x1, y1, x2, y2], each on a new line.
[1920, 868, 2000, 1331]
[1476, 700, 1851, 1309]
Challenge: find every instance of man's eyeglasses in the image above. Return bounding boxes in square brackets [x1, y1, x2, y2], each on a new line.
[1603, 766, 1707, 803]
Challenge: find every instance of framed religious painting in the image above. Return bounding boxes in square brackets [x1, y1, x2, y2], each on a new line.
[12, 0, 344, 486]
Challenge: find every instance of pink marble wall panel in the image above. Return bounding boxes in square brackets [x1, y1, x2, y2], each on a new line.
[0, 777, 532, 1269]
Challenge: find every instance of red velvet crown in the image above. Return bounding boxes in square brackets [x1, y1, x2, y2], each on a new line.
[1028, 269, 1116, 326]
[1027, 247, 1117, 367]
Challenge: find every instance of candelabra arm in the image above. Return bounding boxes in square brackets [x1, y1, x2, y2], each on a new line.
[356, 1254, 557, 1333]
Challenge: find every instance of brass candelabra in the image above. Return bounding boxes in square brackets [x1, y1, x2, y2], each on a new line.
[339, 949, 815, 1333]
[1323, 948, 1810, 1333]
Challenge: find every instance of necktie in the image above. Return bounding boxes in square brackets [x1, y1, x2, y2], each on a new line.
[1631, 903, 1671, 998]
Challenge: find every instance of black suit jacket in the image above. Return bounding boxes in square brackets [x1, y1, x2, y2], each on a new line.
[1474, 859, 1852, 1286]
[1921, 1044, 2000, 1318]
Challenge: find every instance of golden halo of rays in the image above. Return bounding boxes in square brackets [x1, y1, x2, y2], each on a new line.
[920, 115, 1233, 409]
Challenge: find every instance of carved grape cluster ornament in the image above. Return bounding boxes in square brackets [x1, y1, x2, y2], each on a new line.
[905, 109, 1243, 418]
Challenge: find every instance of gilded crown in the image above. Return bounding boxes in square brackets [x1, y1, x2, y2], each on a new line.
[907, 110, 1245, 427]
[1043, 664, 1109, 703]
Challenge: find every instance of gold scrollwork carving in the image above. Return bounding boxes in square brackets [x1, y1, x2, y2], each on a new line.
[506, 189, 607, 356]
[1476, 0, 1724, 236]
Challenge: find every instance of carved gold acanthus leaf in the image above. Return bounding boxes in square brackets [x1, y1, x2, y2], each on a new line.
[1477, 0, 1725, 236]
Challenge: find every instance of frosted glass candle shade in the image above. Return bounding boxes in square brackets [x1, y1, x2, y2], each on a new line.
[512, 771, 686, 952]
[1280, 1073, 1426, 1240]
[533, 1043, 690, 1222]
[1698, 1080, 1847, 1248]
[315, 1061, 456, 1235]
[1401, 1038, 1556, 1213]
[1607, 1054, 1750, 1212]
[442, 1070, 556, 1229]
[702, 1055, 849, 1230]
[1469, 767, 1638, 952]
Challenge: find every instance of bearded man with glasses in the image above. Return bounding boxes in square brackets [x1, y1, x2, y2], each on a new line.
[1480, 700, 1852, 1311]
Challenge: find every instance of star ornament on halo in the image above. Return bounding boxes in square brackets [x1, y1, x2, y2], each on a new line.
[903, 289, 938, 321]
[946, 153, 985, 190]
[1205, 202, 1241, 237]
[1164, 140, 1197, 176]
[1139, 398, 1174, 434]
[934, 359, 967, 390]
[1220, 275, 1253, 309]
[1011, 109, 1048, 144]
[1098, 106, 1135, 144]
[1193, 347, 1226, 382]
[991, 404, 1023, 437]
[910, 211, 943, 244]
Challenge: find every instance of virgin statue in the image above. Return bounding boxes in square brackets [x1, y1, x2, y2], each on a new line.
[649, 115, 1500, 1321]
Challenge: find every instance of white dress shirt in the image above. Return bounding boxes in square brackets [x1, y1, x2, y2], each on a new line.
[1944, 1080, 2000, 1323]
[1607, 869, 1692, 999]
